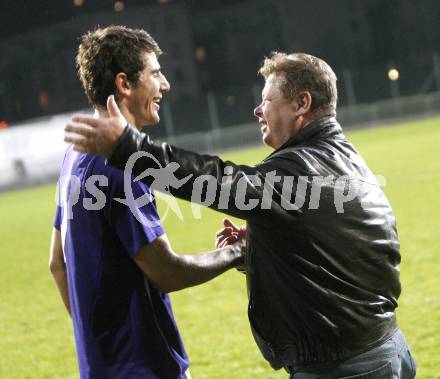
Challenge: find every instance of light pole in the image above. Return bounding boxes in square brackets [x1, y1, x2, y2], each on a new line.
[388, 66, 400, 98]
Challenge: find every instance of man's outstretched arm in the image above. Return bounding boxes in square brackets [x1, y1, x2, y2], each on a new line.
[64, 96, 279, 222]
[133, 233, 245, 293]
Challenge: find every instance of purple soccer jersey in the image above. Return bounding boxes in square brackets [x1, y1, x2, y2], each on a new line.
[54, 147, 189, 379]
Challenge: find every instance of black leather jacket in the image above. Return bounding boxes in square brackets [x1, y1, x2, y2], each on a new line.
[108, 116, 400, 370]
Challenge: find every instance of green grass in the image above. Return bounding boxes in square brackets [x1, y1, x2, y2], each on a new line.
[0, 116, 439, 378]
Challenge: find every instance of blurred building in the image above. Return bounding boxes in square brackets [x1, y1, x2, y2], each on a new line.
[0, 0, 439, 127]
[191, 0, 440, 100]
[0, 2, 198, 123]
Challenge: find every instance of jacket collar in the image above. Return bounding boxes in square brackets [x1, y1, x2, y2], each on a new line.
[287, 116, 341, 145]
[263, 116, 342, 161]
[282, 115, 340, 146]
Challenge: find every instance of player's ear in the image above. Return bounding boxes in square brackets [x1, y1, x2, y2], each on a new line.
[292, 91, 312, 117]
[114, 72, 132, 98]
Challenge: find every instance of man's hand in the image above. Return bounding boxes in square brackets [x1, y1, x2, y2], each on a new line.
[215, 218, 246, 248]
[216, 219, 247, 273]
[64, 95, 127, 157]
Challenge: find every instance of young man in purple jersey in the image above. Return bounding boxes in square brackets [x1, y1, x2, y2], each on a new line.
[49, 26, 244, 379]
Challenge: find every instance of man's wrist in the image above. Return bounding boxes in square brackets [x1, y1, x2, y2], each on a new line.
[227, 241, 246, 268]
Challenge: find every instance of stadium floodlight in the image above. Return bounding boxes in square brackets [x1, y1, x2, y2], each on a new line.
[114, 1, 124, 12]
[387, 67, 400, 98]
[388, 68, 400, 81]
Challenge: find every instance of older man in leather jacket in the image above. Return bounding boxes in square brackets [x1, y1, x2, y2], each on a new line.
[65, 52, 416, 378]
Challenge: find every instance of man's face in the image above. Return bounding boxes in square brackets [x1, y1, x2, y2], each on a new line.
[254, 73, 298, 149]
[125, 51, 170, 128]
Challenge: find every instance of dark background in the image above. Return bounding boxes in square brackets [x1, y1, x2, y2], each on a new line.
[1, 0, 439, 134]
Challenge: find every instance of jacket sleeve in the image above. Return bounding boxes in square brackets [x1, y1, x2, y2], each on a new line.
[107, 125, 290, 223]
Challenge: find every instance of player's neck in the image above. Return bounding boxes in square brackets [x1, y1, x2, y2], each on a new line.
[94, 108, 108, 119]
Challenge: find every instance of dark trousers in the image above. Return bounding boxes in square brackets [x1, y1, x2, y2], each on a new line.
[289, 329, 416, 379]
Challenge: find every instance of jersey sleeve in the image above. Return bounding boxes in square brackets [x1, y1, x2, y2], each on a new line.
[53, 147, 71, 232]
[53, 205, 62, 231]
[107, 169, 165, 258]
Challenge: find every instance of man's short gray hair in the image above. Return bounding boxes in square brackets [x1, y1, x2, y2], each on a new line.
[259, 52, 338, 116]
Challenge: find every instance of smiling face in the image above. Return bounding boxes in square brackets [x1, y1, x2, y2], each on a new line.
[121, 51, 170, 129]
[254, 73, 299, 150]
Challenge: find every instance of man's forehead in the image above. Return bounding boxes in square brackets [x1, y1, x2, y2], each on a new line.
[266, 73, 284, 85]
[143, 51, 160, 69]
[263, 74, 283, 93]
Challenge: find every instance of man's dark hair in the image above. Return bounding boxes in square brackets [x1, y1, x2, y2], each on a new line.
[76, 25, 162, 109]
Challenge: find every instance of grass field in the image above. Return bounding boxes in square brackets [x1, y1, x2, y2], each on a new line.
[0, 117, 439, 378]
